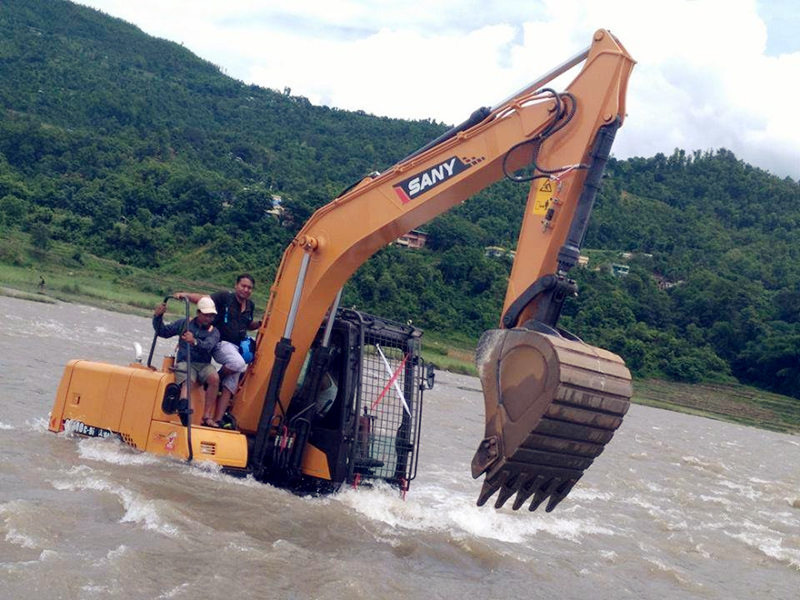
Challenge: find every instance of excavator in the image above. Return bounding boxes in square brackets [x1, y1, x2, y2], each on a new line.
[49, 29, 635, 512]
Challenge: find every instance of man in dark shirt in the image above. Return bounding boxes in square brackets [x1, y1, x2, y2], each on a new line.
[153, 296, 221, 427]
[174, 274, 262, 423]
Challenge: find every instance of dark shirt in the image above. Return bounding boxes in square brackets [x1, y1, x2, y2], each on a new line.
[152, 315, 220, 363]
[210, 290, 254, 344]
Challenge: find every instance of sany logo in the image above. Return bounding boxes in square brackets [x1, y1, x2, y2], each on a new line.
[393, 156, 472, 204]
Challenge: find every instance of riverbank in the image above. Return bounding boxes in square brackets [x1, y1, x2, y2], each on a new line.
[2, 248, 799, 435]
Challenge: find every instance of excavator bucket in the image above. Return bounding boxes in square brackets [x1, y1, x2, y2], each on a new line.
[471, 326, 631, 512]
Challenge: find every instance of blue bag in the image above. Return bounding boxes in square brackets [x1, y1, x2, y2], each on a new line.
[239, 336, 255, 363]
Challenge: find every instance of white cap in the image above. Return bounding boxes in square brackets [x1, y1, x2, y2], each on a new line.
[197, 296, 217, 314]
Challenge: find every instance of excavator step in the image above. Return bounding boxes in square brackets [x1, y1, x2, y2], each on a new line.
[472, 327, 632, 512]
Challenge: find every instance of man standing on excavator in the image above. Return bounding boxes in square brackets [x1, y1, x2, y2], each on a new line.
[174, 274, 262, 424]
[153, 296, 221, 427]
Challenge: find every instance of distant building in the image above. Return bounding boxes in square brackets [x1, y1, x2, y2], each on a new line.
[484, 246, 516, 259]
[653, 274, 682, 290]
[397, 229, 428, 249]
[610, 263, 630, 277]
[578, 254, 589, 268]
[266, 195, 284, 217]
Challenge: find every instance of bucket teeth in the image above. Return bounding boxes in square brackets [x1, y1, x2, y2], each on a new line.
[528, 477, 558, 511]
[512, 474, 544, 510]
[545, 479, 576, 512]
[476, 471, 506, 507]
[493, 475, 519, 509]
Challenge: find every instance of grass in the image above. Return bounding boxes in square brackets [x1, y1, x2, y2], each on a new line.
[420, 330, 479, 376]
[0, 231, 268, 318]
[633, 379, 800, 434]
[2, 231, 799, 435]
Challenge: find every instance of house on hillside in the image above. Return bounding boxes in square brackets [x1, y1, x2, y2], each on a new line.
[396, 229, 427, 249]
[266, 195, 284, 217]
[610, 263, 630, 277]
[484, 246, 516, 259]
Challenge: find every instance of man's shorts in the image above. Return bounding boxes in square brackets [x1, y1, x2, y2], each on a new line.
[212, 341, 247, 394]
[173, 361, 217, 386]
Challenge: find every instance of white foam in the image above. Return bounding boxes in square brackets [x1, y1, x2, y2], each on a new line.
[569, 488, 613, 502]
[106, 544, 128, 561]
[643, 555, 697, 587]
[334, 481, 616, 545]
[622, 495, 661, 512]
[25, 417, 50, 432]
[81, 585, 111, 595]
[715, 479, 762, 501]
[157, 583, 191, 599]
[699, 494, 733, 507]
[0, 499, 44, 550]
[0, 421, 13, 430]
[178, 461, 270, 489]
[727, 531, 800, 570]
[5, 529, 37, 549]
[50, 471, 180, 538]
[76, 436, 162, 466]
[681, 455, 731, 474]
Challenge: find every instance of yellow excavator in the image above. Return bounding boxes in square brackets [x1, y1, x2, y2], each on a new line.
[49, 29, 635, 512]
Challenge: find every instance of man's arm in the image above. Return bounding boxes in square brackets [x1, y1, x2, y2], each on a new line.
[153, 304, 184, 338]
[195, 327, 220, 352]
[247, 300, 261, 330]
[173, 292, 204, 304]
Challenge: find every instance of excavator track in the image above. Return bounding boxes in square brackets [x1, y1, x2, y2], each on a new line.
[472, 326, 632, 512]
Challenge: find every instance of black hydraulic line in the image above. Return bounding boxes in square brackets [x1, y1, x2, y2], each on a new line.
[401, 106, 492, 163]
[502, 91, 579, 183]
[251, 337, 295, 481]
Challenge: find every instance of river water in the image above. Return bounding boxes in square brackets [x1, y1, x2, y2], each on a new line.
[1, 294, 798, 599]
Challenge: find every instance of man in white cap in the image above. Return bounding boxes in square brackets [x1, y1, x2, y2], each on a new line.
[153, 296, 222, 427]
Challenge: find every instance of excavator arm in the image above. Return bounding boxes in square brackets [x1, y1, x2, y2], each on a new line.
[233, 29, 636, 509]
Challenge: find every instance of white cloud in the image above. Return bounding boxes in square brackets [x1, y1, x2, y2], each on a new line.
[73, 0, 800, 179]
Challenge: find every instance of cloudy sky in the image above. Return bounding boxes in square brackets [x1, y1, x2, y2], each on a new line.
[74, 0, 799, 180]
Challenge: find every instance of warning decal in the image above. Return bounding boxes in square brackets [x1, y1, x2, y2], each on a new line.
[532, 180, 554, 215]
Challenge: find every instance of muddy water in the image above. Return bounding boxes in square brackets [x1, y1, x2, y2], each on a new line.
[1, 294, 798, 599]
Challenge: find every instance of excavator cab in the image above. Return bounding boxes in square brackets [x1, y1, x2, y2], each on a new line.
[259, 308, 426, 493]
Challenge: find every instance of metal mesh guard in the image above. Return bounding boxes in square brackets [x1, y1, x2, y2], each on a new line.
[354, 332, 421, 484]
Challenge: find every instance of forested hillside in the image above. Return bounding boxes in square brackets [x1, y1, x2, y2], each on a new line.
[2, 0, 800, 400]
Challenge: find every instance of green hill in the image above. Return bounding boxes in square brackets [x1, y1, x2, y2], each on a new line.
[2, 0, 800, 405]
